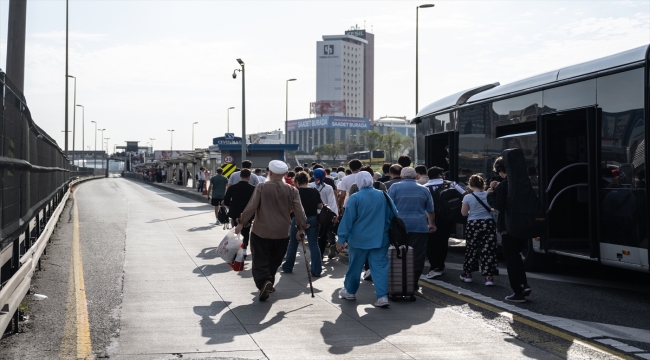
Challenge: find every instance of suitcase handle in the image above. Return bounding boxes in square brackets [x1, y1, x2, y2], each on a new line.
[399, 245, 408, 295]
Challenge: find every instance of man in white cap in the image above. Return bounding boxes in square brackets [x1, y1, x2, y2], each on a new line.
[236, 160, 308, 301]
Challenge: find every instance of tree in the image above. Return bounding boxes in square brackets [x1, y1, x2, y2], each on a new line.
[359, 130, 383, 165]
[381, 131, 414, 163]
[342, 137, 359, 156]
[320, 142, 344, 164]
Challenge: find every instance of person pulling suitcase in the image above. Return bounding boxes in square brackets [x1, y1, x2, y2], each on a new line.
[336, 171, 397, 308]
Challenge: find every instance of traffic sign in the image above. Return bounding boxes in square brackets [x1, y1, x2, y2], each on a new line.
[221, 163, 237, 177]
[224, 155, 234, 164]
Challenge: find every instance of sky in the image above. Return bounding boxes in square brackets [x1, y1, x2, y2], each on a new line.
[0, 0, 648, 153]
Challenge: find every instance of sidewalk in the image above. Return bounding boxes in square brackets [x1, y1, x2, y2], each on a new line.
[114, 180, 557, 359]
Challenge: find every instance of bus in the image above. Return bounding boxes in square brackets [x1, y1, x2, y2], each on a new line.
[413, 45, 648, 273]
[347, 150, 386, 165]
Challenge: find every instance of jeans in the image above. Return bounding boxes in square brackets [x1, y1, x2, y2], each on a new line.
[282, 216, 321, 276]
[344, 245, 389, 298]
[197, 179, 205, 192]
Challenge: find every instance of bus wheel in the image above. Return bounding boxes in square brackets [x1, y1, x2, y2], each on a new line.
[520, 238, 546, 272]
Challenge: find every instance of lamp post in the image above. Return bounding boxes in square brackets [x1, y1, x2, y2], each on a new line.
[227, 107, 235, 133]
[104, 138, 110, 155]
[168, 129, 175, 152]
[285, 78, 297, 144]
[76, 104, 84, 166]
[150, 138, 155, 154]
[91, 120, 97, 167]
[67, 75, 76, 165]
[192, 121, 198, 150]
[99, 129, 106, 158]
[416, 4, 434, 165]
[64, 0, 69, 157]
[233, 58, 246, 161]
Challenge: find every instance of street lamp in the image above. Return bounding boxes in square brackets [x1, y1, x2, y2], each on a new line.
[99, 129, 106, 158]
[76, 104, 84, 166]
[67, 75, 76, 165]
[285, 78, 297, 144]
[168, 129, 175, 152]
[227, 106, 235, 133]
[233, 58, 246, 161]
[416, 3, 434, 165]
[192, 122, 198, 150]
[91, 120, 97, 166]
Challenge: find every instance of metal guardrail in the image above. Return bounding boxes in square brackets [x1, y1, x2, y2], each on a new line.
[0, 71, 106, 335]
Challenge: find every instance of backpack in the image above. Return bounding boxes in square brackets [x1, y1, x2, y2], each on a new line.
[502, 148, 547, 238]
[428, 182, 465, 223]
[383, 192, 408, 258]
[218, 206, 230, 224]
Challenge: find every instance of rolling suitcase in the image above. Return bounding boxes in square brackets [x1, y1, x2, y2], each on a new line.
[388, 245, 416, 302]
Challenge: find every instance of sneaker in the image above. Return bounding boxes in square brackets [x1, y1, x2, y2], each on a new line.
[459, 273, 472, 283]
[373, 296, 390, 308]
[505, 293, 526, 303]
[216, 220, 221, 226]
[259, 281, 272, 301]
[328, 245, 337, 259]
[338, 288, 356, 300]
[485, 276, 494, 286]
[425, 268, 444, 279]
[362, 269, 373, 281]
[522, 286, 532, 297]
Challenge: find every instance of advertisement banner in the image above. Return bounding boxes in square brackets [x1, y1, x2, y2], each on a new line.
[287, 116, 370, 131]
[310, 100, 346, 116]
[154, 150, 186, 160]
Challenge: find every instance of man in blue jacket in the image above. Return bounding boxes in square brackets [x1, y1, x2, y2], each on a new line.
[337, 171, 397, 308]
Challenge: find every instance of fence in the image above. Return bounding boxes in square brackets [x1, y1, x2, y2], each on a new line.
[0, 71, 104, 335]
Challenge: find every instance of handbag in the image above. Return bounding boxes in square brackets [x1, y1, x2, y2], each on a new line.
[383, 192, 408, 258]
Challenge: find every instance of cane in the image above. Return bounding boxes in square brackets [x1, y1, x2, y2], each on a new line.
[299, 233, 315, 298]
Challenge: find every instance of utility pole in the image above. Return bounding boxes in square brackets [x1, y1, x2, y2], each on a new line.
[65, 0, 69, 156]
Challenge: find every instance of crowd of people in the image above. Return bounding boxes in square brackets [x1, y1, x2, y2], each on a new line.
[204, 156, 533, 305]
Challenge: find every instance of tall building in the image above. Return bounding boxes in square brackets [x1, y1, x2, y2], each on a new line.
[315, 27, 374, 119]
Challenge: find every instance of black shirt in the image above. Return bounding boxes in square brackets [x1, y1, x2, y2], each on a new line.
[223, 181, 256, 219]
[298, 187, 322, 217]
[378, 175, 391, 183]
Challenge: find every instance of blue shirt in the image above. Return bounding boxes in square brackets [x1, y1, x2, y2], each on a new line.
[337, 187, 397, 249]
[387, 179, 434, 233]
[462, 191, 492, 221]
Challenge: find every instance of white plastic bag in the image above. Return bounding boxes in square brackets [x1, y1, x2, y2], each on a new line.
[216, 229, 243, 263]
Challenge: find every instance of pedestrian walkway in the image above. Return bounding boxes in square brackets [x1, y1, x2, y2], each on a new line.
[114, 179, 557, 359]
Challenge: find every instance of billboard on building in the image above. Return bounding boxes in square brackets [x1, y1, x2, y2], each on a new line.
[154, 150, 186, 160]
[287, 116, 370, 131]
[310, 100, 346, 116]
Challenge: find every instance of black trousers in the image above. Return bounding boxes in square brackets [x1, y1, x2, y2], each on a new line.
[427, 220, 454, 272]
[249, 232, 290, 290]
[408, 233, 429, 287]
[231, 218, 250, 249]
[501, 233, 529, 294]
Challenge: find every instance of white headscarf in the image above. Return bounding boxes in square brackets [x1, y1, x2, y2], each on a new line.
[356, 171, 374, 188]
[338, 171, 346, 179]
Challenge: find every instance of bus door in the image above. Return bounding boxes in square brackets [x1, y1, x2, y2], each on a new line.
[425, 131, 459, 182]
[538, 107, 601, 258]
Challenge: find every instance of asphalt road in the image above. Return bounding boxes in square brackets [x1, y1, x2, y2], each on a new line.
[1, 176, 647, 359]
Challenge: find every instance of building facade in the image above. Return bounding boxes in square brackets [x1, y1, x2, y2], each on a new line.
[316, 28, 374, 119]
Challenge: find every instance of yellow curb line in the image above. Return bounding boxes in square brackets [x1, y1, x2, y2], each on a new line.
[73, 191, 94, 359]
[418, 280, 635, 360]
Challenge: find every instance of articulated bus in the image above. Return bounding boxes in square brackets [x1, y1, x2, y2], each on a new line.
[347, 150, 386, 165]
[413, 45, 648, 273]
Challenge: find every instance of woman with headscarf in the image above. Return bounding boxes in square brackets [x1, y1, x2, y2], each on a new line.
[309, 168, 339, 259]
[336, 171, 397, 308]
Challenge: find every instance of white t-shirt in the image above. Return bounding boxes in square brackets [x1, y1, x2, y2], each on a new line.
[228, 171, 261, 186]
[309, 182, 338, 216]
[197, 171, 205, 181]
[337, 172, 358, 206]
[462, 191, 493, 221]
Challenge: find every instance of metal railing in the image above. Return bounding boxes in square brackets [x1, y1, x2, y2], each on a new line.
[0, 71, 104, 335]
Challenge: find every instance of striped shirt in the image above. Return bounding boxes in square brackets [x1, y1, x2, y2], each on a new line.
[387, 179, 434, 233]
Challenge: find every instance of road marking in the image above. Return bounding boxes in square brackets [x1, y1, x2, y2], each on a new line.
[62, 192, 94, 359]
[418, 279, 637, 360]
